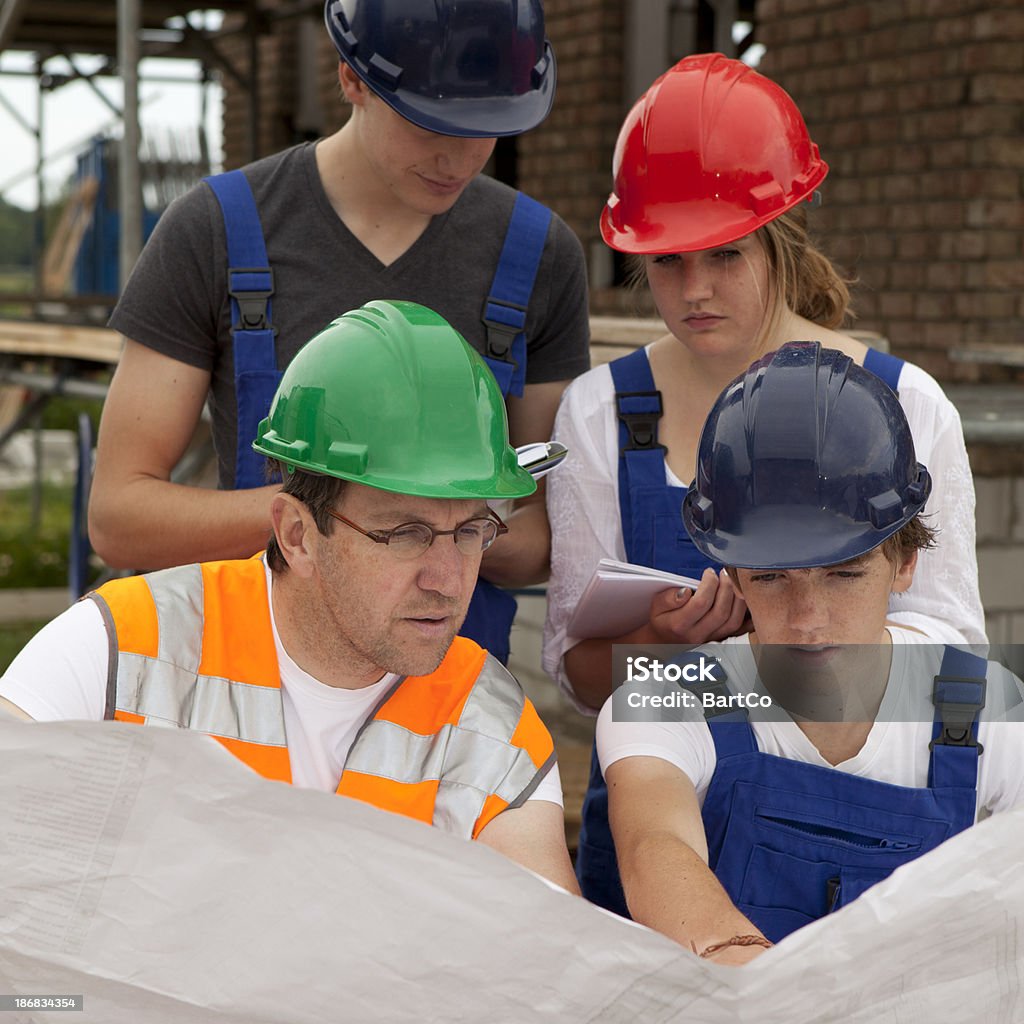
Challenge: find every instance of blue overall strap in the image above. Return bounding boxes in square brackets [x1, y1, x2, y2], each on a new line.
[688, 656, 753, 744]
[608, 348, 666, 564]
[863, 347, 904, 394]
[204, 170, 280, 489]
[928, 645, 987, 793]
[708, 712, 757, 759]
[481, 192, 552, 398]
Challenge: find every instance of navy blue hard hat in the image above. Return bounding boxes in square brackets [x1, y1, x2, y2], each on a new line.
[324, 0, 556, 138]
[682, 342, 932, 569]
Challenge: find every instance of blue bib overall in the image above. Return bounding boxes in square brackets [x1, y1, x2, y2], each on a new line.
[577, 345, 908, 916]
[704, 645, 984, 941]
[204, 171, 552, 664]
[576, 347, 720, 913]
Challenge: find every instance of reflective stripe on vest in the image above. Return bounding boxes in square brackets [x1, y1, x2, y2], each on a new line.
[341, 652, 553, 837]
[89, 558, 553, 838]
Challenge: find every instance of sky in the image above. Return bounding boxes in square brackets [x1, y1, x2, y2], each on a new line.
[0, 48, 223, 211]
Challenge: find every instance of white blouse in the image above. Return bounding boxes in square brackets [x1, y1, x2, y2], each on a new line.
[543, 347, 986, 713]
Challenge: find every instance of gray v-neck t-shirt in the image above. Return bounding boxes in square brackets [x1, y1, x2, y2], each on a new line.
[110, 141, 591, 487]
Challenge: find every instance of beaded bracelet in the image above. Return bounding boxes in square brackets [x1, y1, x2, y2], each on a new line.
[696, 934, 774, 959]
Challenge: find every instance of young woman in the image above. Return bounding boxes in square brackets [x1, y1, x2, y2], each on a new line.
[542, 53, 985, 915]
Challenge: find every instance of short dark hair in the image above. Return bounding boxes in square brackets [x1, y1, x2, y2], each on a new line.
[265, 463, 347, 572]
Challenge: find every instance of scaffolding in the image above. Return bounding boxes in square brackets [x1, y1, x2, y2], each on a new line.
[0, 1, 320, 302]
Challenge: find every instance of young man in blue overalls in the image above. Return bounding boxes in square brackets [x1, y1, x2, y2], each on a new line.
[597, 342, 1024, 965]
[90, 0, 590, 664]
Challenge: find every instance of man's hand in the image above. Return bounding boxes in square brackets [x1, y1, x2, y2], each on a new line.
[480, 380, 573, 587]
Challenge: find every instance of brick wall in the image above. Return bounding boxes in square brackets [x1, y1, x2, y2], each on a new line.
[975, 476, 1024, 645]
[220, 2, 1023, 345]
[220, 14, 297, 165]
[757, 0, 1024, 643]
[518, 0, 626, 285]
[219, 10, 351, 165]
[755, 0, 1024, 384]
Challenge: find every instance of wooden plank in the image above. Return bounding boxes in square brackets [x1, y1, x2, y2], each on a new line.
[0, 315, 661, 371]
[589, 317, 890, 348]
[588, 315, 664, 368]
[0, 321, 122, 365]
[41, 176, 100, 296]
[589, 315, 666, 347]
[0, 383, 27, 434]
[949, 345, 1024, 369]
[0, 317, 891, 373]
[0, 318, 1011, 448]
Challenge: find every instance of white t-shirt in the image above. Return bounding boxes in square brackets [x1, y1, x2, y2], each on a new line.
[596, 630, 1024, 820]
[543, 350, 986, 713]
[0, 565, 562, 807]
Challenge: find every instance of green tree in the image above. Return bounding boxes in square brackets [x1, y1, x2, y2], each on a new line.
[0, 196, 33, 269]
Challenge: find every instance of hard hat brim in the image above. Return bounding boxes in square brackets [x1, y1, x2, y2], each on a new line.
[379, 73, 556, 138]
[253, 435, 538, 501]
[339, 41, 557, 139]
[682, 501, 928, 571]
[600, 171, 828, 255]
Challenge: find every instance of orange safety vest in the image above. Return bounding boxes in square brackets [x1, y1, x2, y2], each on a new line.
[90, 557, 555, 839]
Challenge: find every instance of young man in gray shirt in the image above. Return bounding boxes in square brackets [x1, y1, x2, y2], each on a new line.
[89, 0, 589, 660]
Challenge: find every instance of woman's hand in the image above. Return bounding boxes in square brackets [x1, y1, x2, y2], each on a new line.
[648, 568, 750, 643]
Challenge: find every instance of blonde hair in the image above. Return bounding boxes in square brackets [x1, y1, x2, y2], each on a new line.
[756, 207, 854, 331]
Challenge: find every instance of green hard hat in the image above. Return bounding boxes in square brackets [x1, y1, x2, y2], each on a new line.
[253, 300, 537, 500]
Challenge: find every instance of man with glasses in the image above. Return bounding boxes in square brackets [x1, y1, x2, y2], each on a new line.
[0, 301, 579, 892]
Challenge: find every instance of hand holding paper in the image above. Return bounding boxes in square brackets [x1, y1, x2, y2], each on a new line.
[647, 568, 750, 645]
[567, 560, 748, 643]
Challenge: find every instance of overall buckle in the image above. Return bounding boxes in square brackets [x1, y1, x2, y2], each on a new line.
[929, 674, 986, 752]
[482, 298, 527, 362]
[228, 267, 275, 331]
[616, 390, 666, 451]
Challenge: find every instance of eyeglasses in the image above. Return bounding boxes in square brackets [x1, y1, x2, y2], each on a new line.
[327, 508, 508, 560]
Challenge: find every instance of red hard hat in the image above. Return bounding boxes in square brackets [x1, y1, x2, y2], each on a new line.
[600, 53, 828, 254]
